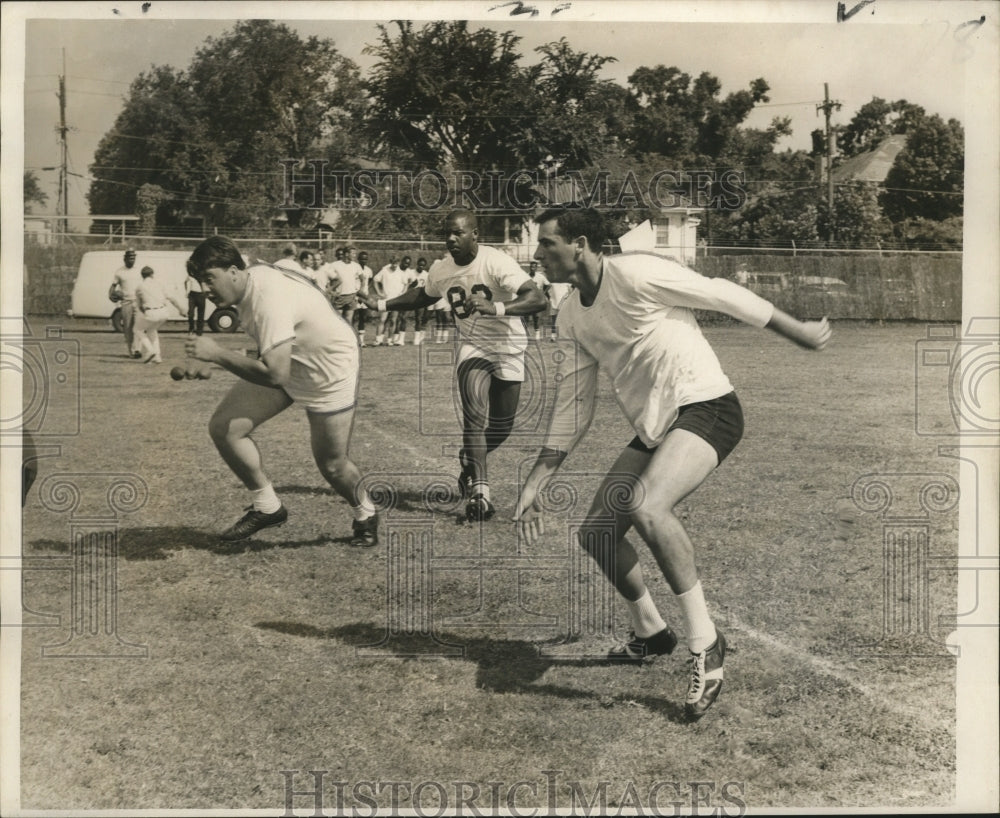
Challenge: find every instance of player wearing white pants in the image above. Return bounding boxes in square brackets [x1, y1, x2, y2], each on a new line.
[516, 207, 831, 720]
[361, 209, 547, 520]
[184, 236, 379, 547]
[134, 266, 186, 363]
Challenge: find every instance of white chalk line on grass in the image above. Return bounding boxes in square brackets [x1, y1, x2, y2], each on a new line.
[367, 422, 454, 473]
[725, 613, 951, 732]
[364, 426, 949, 733]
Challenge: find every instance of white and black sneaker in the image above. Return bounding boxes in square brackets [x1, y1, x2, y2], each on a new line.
[685, 630, 726, 720]
[606, 627, 678, 664]
[465, 493, 495, 522]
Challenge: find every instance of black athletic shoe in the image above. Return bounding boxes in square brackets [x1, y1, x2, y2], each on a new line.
[607, 627, 679, 663]
[685, 630, 726, 720]
[350, 514, 379, 548]
[219, 505, 288, 541]
[465, 493, 495, 522]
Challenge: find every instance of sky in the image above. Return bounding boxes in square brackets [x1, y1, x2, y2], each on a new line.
[9, 0, 991, 221]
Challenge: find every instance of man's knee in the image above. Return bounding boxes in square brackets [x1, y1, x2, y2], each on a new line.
[630, 502, 681, 539]
[209, 412, 244, 446]
[316, 453, 353, 483]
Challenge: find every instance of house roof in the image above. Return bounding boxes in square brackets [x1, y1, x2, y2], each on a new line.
[832, 133, 908, 183]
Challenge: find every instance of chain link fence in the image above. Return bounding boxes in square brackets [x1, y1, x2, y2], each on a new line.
[23, 231, 960, 321]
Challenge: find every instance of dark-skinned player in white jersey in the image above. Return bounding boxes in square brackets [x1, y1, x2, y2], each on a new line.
[361, 209, 546, 522]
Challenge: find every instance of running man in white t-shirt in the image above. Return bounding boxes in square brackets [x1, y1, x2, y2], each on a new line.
[361, 209, 547, 520]
[515, 207, 830, 720]
[184, 236, 379, 547]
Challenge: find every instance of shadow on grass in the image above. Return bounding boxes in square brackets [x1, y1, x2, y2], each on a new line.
[256, 620, 690, 723]
[27, 525, 345, 561]
[273, 484, 466, 518]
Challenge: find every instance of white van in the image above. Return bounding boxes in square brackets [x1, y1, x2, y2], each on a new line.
[69, 250, 240, 333]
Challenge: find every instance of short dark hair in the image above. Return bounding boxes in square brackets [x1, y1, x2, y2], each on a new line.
[140, 266, 154, 278]
[446, 208, 478, 230]
[535, 206, 607, 253]
[299, 250, 313, 263]
[187, 236, 245, 281]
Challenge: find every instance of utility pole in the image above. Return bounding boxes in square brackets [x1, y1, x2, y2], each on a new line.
[817, 82, 841, 242]
[56, 49, 69, 241]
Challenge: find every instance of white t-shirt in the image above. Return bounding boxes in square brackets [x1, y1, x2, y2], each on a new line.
[529, 271, 551, 292]
[313, 262, 337, 294]
[424, 245, 532, 358]
[235, 264, 359, 402]
[331, 260, 364, 295]
[545, 252, 774, 452]
[427, 259, 449, 309]
[375, 265, 415, 300]
[274, 257, 304, 273]
[358, 265, 373, 297]
[113, 265, 142, 302]
[548, 281, 573, 311]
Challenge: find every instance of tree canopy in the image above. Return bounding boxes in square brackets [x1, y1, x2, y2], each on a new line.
[23, 171, 49, 214]
[84, 20, 963, 248]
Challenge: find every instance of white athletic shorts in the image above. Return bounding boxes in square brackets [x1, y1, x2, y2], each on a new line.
[456, 341, 525, 382]
[283, 346, 360, 415]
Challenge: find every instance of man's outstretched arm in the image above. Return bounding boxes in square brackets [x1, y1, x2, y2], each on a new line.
[766, 309, 831, 350]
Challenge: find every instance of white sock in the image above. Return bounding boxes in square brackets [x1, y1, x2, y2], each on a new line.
[471, 481, 490, 501]
[352, 493, 377, 521]
[625, 590, 668, 638]
[251, 483, 281, 514]
[677, 581, 717, 653]
[375, 334, 383, 345]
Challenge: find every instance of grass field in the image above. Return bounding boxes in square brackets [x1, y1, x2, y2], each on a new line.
[14, 317, 962, 813]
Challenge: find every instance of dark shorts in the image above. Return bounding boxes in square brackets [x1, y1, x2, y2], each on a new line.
[628, 391, 744, 464]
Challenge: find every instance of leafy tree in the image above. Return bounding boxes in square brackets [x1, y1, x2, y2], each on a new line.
[709, 148, 820, 247]
[530, 38, 624, 169]
[364, 21, 542, 171]
[891, 215, 962, 249]
[88, 21, 365, 231]
[88, 65, 225, 228]
[624, 67, 771, 164]
[881, 114, 963, 222]
[838, 97, 926, 158]
[23, 171, 48, 213]
[818, 182, 891, 247]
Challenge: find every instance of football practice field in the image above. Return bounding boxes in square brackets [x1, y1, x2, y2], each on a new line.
[15, 318, 961, 813]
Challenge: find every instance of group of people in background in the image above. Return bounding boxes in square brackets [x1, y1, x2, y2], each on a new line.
[277, 243, 573, 347]
[109, 246, 190, 364]
[109, 241, 574, 363]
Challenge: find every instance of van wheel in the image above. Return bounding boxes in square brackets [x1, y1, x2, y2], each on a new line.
[208, 308, 239, 333]
[110, 308, 123, 333]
